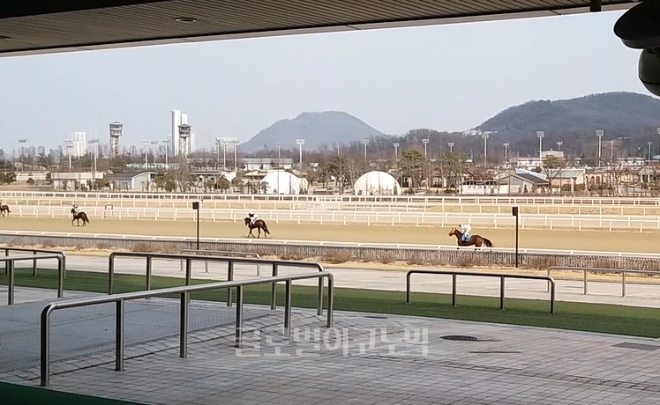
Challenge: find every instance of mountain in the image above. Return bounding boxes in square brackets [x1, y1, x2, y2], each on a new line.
[474, 91, 660, 156]
[239, 111, 386, 152]
[477, 92, 660, 138]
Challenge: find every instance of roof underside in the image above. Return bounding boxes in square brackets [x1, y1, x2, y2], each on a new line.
[0, 0, 637, 57]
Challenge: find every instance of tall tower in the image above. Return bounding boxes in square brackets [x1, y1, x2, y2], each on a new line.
[109, 122, 123, 158]
[178, 124, 191, 157]
[171, 110, 182, 156]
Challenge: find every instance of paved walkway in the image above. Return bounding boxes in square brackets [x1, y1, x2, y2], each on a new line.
[3, 256, 660, 404]
[6, 254, 659, 308]
[2, 299, 660, 405]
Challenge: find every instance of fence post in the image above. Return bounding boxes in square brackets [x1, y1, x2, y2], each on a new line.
[40, 307, 51, 387]
[326, 276, 334, 328]
[235, 286, 244, 348]
[271, 263, 279, 310]
[622, 271, 626, 297]
[145, 256, 153, 293]
[57, 256, 64, 298]
[227, 261, 234, 307]
[32, 250, 37, 277]
[185, 258, 192, 286]
[583, 269, 588, 295]
[108, 255, 115, 295]
[7, 260, 14, 305]
[451, 273, 457, 307]
[284, 280, 292, 337]
[499, 276, 505, 310]
[115, 299, 125, 371]
[180, 292, 189, 358]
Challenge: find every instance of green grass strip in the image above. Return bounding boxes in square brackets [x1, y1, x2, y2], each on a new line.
[1, 267, 659, 338]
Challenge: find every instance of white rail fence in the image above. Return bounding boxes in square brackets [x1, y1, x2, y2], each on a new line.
[4, 205, 660, 230]
[2, 190, 660, 206]
[5, 196, 660, 215]
[3, 230, 660, 259]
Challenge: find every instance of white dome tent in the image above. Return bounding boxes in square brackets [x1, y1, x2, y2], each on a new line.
[353, 171, 402, 196]
[260, 171, 302, 194]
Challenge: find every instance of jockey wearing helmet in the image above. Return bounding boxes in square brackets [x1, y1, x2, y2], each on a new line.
[248, 211, 258, 225]
[72, 204, 80, 215]
[458, 223, 472, 242]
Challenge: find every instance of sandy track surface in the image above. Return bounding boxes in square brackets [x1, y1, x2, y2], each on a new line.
[0, 216, 651, 253]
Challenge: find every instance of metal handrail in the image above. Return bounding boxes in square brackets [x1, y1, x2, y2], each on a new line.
[1, 253, 65, 305]
[547, 266, 660, 297]
[40, 271, 334, 387]
[180, 249, 261, 276]
[2, 246, 67, 279]
[406, 269, 556, 314]
[108, 251, 326, 315]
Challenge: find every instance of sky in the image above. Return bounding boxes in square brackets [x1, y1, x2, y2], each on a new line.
[0, 9, 647, 152]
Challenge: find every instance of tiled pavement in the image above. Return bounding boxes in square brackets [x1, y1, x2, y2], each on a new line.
[2, 295, 660, 405]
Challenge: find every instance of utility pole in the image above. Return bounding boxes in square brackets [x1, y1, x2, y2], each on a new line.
[536, 131, 544, 168]
[295, 139, 305, 168]
[393, 143, 399, 162]
[481, 133, 489, 168]
[361, 139, 369, 163]
[596, 130, 604, 168]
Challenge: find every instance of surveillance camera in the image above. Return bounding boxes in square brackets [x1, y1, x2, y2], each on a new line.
[614, 0, 660, 96]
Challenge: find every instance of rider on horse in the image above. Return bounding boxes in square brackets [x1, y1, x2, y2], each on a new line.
[458, 223, 472, 242]
[72, 204, 81, 215]
[248, 211, 258, 225]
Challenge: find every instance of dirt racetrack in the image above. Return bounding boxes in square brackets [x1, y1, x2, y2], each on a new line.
[0, 217, 652, 253]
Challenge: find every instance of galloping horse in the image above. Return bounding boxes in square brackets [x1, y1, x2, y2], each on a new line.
[244, 217, 270, 238]
[71, 208, 90, 226]
[0, 204, 10, 217]
[448, 227, 493, 249]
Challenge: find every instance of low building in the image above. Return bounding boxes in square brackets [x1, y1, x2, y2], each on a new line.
[52, 171, 104, 191]
[242, 157, 293, 171]
[497, 172, 549, 194]
[106, 172, 156, 191]
[459, 180, 509, 195]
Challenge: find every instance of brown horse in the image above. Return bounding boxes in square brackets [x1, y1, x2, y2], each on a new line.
[0, 204, 10, 217]
[448, 227, 493, 249]
[244, 217, 270, 238]
[71, 208, 90, 226]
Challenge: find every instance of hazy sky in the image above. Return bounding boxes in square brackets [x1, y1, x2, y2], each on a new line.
[0, 9, 647, 151]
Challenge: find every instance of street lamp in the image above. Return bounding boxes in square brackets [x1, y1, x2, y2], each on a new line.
[448, 142, 454, 153]
[596, 130, 604, 168]
[88, 139, 99, 177]
[140, 140, 151, 167]
[361, 139, 369, 163]
[481, 133, 489, 168]
[162, 138, 171, 167]
[295, 139, 305, 168]
[421, 139, 429, 158]
[393, 143, 399, 161]
[536, 131, 544, 167]
[556, 141, 563, 152]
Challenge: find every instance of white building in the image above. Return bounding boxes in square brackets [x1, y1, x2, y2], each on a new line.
[260, 171, 303, 194]
[68, 131, 87, 157]
[353, 171, 402, 195]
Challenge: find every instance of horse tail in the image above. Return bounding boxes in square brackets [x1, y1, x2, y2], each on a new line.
[83, 213, 90, 223]
[262, 221, 270, 234]
[483, 238, 493, 248]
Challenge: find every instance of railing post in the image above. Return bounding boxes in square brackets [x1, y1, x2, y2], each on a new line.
[284, 280, 292, 337]
[180, 292, 189, 358]
[32, 250, 37, 277]
[227, 261, 234, 307]
[583, 269, 588, 295]
[185, 258, 192, 286]
[451, 274, 457, 307]
[62, 254, 67, 280]
[550, 280, 556, 314]
[317, 271, 324, 316]
[7, 260, 14, 305]
[546, 268, 551, 292]
[271, 263, 279, 310]
[326, 276, 334, 328]
[40, 307, 51, 387]
[235, 285, 244, 348]
[499, 276, 505, 310]
[145, 256, 153, 293]
[622, 271, 626, 297]
[406, 272, 411, 303]
[57, 256, 64, 298]
[4, 249, 8, 275]
[115, 299, 125, 371]
[108, 255, 115, 295]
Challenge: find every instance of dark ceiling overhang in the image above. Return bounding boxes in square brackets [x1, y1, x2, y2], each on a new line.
[0, 0, 639, 57]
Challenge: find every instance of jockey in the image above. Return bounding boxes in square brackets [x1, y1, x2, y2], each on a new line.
[458, 223, 472, 242]
[72, 204, 80, 215]
[248, 211, 257, 225]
